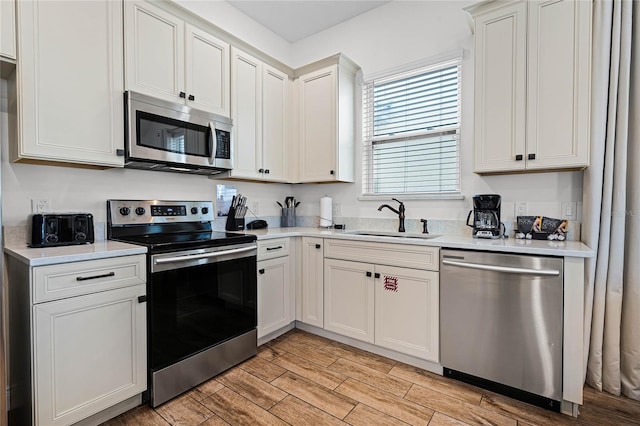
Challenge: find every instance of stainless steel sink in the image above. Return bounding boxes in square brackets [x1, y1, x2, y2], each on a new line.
[345, 230, 441, 240]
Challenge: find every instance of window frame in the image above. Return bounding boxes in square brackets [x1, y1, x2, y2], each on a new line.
[360, 51, 463, 200]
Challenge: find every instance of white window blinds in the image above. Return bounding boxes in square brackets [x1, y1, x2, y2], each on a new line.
[362, 58, 461, 196]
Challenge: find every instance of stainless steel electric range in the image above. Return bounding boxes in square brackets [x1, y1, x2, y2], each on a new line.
[107, 199, 257, 407]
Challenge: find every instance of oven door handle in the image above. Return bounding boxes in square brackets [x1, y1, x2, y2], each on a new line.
[154, 246, 255, 265]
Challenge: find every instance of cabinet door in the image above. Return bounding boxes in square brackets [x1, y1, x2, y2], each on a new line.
[15, 0, 124, 167]
[374, 265, 439, 362]
[324, 259, 374, 343]
[300, 237, 324, 327]
[262, 65, 289, 182]
[257, 256, 291, 339]
[125, 0, 184, 103]
[1, 0, 16, 60]
[33, 284, 146, 426]
[230, 48, 263, 180]
[525, 0, 590, 170]
[298, 66, 337, 182]
[473, 2, 527, 173]
[185, 24, 230, 116]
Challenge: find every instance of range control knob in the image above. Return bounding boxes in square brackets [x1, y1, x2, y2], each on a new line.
[191, 207, 199, 215]
[135, 207, 146, 216]
[201, 207, 209, 214]
[119, 207, 131, 216]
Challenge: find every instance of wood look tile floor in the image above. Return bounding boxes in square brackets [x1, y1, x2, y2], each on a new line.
[102, 330, 640, 426]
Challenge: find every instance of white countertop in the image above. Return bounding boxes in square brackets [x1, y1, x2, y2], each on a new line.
[239, 227, 594, 258]
[4, 240, 148, 266]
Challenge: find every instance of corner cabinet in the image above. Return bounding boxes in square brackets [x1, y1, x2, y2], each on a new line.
[125, 0, 230, 116]
[228, 47, 290, 182]
[11, 0, 124, 167]
[296, 55, 358, 183]
[469, 0, 591, 174]
[300, 237, 325, 327]
[7, 254, 147, 426]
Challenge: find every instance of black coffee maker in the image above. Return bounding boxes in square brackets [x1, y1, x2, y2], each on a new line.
[466, 194, 504, 239]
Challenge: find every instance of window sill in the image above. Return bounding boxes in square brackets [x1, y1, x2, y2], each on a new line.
[358, 194, 465, 201]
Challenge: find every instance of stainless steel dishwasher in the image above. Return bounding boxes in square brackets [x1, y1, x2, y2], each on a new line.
[440, 249, 563, 411]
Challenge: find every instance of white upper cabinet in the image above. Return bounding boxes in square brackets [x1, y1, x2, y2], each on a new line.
[229, 47, 289, 182]
[1, 0, 16, 61]
[470, 0, 591, 174]
[297, 55, 358, 183]
[125, 1, 230, 117]
[12, 0, 124, 167]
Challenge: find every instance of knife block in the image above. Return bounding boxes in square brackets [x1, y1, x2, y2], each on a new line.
[225, 207, 245, 231]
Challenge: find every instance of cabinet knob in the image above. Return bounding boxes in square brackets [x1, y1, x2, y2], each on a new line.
[528, 153, 536, 160]
[179, 91, 186, 98]
[265, 169, 270, 174]
[258, 269, 265, 274]
[188, 94, 195, 101]
[366, 271, 372, 277]
[258, 168, 264, 173]
[374, 272, 381, 279]
[515, 154, 523, 161]
[315, 244, 321, 249]
[330, 170, 335, 175]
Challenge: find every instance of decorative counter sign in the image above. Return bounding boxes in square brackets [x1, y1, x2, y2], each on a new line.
[384, 276, 398, 292]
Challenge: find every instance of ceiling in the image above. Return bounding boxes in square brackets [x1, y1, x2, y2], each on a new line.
[226, 1, 390, 43]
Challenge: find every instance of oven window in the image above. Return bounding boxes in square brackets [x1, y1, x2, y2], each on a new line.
[149, 255, 257, 371]
[136, 111, 212, 158]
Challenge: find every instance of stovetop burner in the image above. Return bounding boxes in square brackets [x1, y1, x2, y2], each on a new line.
[106, 199, 256, 253]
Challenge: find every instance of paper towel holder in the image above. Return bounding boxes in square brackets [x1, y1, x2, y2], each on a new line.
[319, 195, 333, 228]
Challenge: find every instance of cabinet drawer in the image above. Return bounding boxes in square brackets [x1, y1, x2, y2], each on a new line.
[33, 255, 146, 303]
[324, 239, 439, 271]
[257, 238, 290, 261]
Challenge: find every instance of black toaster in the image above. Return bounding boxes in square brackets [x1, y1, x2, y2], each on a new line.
[29, 213, 95, 247]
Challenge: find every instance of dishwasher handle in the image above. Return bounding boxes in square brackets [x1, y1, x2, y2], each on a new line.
[442, 258, 560, 276]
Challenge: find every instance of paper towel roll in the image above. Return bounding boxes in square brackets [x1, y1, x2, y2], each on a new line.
[320, 196, 332, 227]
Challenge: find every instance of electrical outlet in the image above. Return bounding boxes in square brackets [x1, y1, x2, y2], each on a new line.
[31, 199, 50, 214]
[515, 202, 527, 217]
[562, 201, 577, 220]
[251, 202, 259, 216]
[333, 203, 342, 216]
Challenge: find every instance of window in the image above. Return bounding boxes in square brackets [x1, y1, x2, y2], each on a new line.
[362, 57, 461, 196]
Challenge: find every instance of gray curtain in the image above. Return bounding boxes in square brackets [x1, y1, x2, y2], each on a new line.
[583, 0, 640, 399]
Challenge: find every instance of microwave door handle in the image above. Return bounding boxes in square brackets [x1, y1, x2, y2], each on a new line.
[208, 122, 217, 166]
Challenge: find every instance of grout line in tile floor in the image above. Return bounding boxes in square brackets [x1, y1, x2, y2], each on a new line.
[102, 329, 640, 426]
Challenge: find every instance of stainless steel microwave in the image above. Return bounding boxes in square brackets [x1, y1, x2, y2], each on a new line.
[124, 91, 233, 176]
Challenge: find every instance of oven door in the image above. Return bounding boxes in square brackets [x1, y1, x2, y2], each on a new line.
[148, 243, 257, 372]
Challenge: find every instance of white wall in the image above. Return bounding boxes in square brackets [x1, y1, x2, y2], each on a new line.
[1, 0, 584, 231]
[288, 0, 584, 225]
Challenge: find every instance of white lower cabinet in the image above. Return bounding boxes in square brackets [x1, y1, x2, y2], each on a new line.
[323, 239, 440, 362]
[324, 259, 374, 343]
[300, 237, 324, 327]
[257, 238, 293, 340]
[7, 254, 147, 426]
[374, 264, 439, 361]
[257, 256, 291, 338]
[34, 284, 147, 426]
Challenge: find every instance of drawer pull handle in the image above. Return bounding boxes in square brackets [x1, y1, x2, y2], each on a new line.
[266, 246, 283, 251]
[138, 295, 147, 303]
[76, 272, 115, 281]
